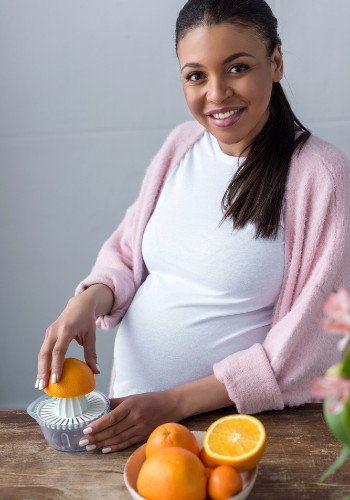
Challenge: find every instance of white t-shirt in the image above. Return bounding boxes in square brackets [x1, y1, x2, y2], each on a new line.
[112, 132, 285, 396]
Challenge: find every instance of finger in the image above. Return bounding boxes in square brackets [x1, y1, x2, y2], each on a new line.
[81, 410, 134, 447]
[75, 334, 84, 346]
[82, 402, 131, 437]
[50, 332, 72, 382]
[37, 327, 57, 389]
[83, 331, 100, 374]
[81, 426, 144, 453]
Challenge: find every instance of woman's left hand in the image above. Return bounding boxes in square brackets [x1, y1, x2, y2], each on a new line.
[79, 391, 181, 453]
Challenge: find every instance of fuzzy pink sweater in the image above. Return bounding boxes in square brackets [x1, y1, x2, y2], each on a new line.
[76, 121, 350, 414]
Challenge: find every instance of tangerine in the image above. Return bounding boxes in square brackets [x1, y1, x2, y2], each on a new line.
[145, 422, 199, 458]
[137, 447, 207, 500]
[208, 465, 243, 499]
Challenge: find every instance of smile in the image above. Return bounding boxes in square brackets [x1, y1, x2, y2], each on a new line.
[207, 107, 246, 128]
[211, 109, 240, 120]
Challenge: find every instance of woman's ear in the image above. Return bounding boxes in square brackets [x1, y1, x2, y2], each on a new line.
[271, 45, 284, 82]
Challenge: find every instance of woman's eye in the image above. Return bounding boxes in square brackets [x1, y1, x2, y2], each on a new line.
[185, 72, 204, 82]
[229, 64, 249, 74]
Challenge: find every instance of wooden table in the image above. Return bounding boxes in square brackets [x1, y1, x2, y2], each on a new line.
[1, 405, 349, 499]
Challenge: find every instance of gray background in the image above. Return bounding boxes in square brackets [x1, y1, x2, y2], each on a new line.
[1, 0, 349, 409]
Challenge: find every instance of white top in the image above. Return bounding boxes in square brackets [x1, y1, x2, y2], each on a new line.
[112, 132, 285, 396]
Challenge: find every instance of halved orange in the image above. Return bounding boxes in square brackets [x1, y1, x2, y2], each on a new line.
[43, 357, 96, 398]
[203, 415, 266, 471]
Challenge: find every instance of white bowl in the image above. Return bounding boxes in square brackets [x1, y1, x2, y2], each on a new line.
[124, 430, 258, 500]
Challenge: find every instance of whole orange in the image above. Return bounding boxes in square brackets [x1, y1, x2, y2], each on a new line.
[208, 465, 243, 500]
[137, 447, 207, 500]
[145, 422, 199, 458]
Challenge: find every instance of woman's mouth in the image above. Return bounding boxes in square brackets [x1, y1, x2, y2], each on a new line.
[207, 107, 246, 128]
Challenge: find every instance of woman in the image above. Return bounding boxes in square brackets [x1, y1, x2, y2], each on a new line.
[36, 0, 350, 454]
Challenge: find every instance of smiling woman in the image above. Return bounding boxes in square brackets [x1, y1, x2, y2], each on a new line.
[178, 25, 282, 156]
[34, 0, 350, 455]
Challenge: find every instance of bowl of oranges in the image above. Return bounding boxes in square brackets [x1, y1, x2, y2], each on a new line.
[124, 415, 265, 500]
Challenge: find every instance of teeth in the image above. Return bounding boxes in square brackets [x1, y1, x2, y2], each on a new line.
[212, 109, 240, 119]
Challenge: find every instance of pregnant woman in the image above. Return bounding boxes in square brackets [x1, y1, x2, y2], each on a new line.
[36, 0, 350, 454]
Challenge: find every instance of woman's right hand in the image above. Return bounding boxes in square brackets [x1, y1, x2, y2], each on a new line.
[36, 284, 114, 390]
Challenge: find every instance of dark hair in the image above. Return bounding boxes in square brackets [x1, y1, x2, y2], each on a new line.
[175, 0, 311, 239]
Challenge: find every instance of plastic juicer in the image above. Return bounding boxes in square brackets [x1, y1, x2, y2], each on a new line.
[27, 358, 109, 452]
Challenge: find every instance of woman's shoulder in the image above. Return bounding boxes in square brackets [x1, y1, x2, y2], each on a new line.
[290, 134, 350, 184]
[286, 135, 350, 218]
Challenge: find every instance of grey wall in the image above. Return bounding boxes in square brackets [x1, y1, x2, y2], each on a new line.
[1, 0, 349, 409]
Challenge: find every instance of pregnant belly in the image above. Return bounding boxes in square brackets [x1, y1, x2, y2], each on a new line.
[112, 274, 273, 397]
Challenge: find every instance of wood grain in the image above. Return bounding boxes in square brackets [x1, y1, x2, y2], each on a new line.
[1, 405, 349, 499]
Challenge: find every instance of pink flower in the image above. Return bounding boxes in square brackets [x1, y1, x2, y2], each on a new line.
[322, 289, 350, 350]
[322, 288, 350, 335]
[310, 375, 350, 414]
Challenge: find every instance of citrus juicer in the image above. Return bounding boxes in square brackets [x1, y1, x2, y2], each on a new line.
[27, 358, 110, 452]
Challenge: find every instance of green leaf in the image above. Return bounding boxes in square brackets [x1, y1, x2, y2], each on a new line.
[340, 347, 350, 378]
[319, 445, 350, 482]
[323, 400, 350, 446]
[344, 399, 350, 431]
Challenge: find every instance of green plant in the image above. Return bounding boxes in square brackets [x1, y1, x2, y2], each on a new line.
[310, 289, 350, 481]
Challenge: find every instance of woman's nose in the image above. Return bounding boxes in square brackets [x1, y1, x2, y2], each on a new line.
[206, 78, 233, 104]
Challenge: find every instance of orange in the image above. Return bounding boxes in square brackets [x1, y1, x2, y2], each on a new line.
[145, 422, 199, 458]
[137, 447, 207, 500]
[199, 447, 219, 468]
[43, 357, 96, 398]
[204, 466, 214, 479]
[203, 415, 266, 471]
[208, 465, 243, 499]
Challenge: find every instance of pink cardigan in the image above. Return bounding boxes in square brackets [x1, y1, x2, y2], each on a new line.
[76, 121, 350, 414]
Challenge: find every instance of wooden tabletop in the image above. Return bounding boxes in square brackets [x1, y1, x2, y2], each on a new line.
[1, 404, 349, 499]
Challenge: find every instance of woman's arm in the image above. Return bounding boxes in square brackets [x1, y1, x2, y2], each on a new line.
[77, 375, 233, 454]
[73, 283, 114, 317]
[75, 122, 205, 331]
[37, 283, 114, 388]
[214, 141, 350, 414]
[168, 375, 233, 420]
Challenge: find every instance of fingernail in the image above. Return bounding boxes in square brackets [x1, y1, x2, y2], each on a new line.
[51, 373, 57, 384]
[83, 427, 93, 435]
[39, 379, 45, 390]
[96, 364, 101, 373]
[35, 379, 39, 389]
[86, 444, 96, 451]
[102, 447, 112, 454]
[79, 439, 89, 447]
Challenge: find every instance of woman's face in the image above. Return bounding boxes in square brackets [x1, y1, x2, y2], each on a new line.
[177, 23, 283, 156]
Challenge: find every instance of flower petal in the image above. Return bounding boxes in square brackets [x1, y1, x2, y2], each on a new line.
[338, 335, 350, 352]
